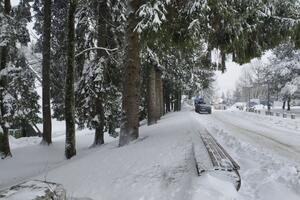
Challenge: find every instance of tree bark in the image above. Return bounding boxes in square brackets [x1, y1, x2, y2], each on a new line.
[147, 65, 157, 125]
[91, 0, 109, 146]
[174, 90, 178, 111]
[178, 89, 182, 111]
[282, 101, 286, 110]
[119, 0, 142, 146]
[93, 99, 105, 146]
[94, 126, 104, 146]
[162, 82, 166, 114]
[65, 0, 77, 159]
[164, 81, 171, 113]
[174, 89, 181, 111]
[41, 0, 52, 145]
[159, 72, 164, 117]
[155, 69, 161, 120]
[287, 97, 291, 111]
[0, 0, 12, 158]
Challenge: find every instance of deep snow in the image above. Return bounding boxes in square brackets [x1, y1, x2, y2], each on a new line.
[1, 105, 299, 199]
[0, 107, 208, 200]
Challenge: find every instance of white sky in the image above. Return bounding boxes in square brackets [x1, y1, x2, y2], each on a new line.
[11, 0, 19, 6]
[215, 50, 274, 96]
[215, 61, 243, 96]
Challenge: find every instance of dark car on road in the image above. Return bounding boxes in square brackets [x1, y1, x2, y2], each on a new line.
[194, 97, 212, 114]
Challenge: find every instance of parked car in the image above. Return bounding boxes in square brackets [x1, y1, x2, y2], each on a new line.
[194, 97, 212, 114]
[233, 102, 246, 110]
[247, 102, 257, 112]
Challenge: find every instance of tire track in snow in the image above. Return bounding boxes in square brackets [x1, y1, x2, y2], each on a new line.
[191, 110, 300, 200]
[211, 112, 300, 164]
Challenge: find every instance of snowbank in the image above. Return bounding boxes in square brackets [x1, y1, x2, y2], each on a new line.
[1, 110, 200, 199]
[192, 173, 238, 200]
[9, 135, 41, 149]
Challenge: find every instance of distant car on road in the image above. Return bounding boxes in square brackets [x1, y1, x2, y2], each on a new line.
[247, 102, 258, 112]
[233, 102, 246, 110]
[194, 97, 212, 114]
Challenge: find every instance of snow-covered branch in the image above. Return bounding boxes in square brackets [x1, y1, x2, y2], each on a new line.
[28, 65, 42, 84]
[75, 47, 118, 58]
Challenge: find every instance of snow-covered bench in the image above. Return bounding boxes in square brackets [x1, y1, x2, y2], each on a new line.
[0, 180, 66, 200]
[193, 130, 241, 190]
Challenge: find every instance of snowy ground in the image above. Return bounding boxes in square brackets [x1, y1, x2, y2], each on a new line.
[270, 107, 300, 117]
[1, 105, 300, 199]
[253, 105, 300, 118]
[193, 109, 300, 200]
[1, 107, 201, 200]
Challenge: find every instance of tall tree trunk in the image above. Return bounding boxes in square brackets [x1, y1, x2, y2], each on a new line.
[0, 0, 12, 158]
[147, 65, 157, 125]
[119, 0, 141, 146]
[282, 101, 286, 110]
[162, 81, 166, 114]
[93, 99, 105, 146]
[171, 90, 174, 111]
[174, 88, 181, 111]
[178, 89, 182, 111]
[164, 81, 171, 113]
[159, 73, 164, 116]
[92, 0, 109, 146]
[174, 89, 178, 111]
[41, 0, 52, 145]
[155, 69, 162, 120]
[65, 0, 77, 159]
[287, 97, 291, 111]
[165, 92, 171, 113]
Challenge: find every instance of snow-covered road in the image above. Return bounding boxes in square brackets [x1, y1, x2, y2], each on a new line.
[209, 111, 300, 164]
[193, 109, 300, 200]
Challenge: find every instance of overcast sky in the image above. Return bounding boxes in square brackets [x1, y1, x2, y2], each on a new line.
[11, 0, 19, 6]
[215, 62, 243, 96]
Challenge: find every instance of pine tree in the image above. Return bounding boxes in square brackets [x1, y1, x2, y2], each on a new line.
[146, 61, 157, 125]
[119, 0, 143, 146]
[33, 0, 68, 121]
[41, 0, 52, 145]
[0, 0, 12, 158]
[75, 0, 123, 146]
[5, 54, 41, 137]
[65, 0, 77, 159]
[50, 0, 68, 120]
[1, 0, 38, 158]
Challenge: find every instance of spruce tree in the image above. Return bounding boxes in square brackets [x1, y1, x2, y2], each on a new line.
[41, 0, 52, 145]
[65, 0, 77, 159]
[1, 0, 38, 158]
[119, 0, 142, 146]
[33, 0, 68, 121]
[0, 0, 12, 158]
[75, 0, 123, 145]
